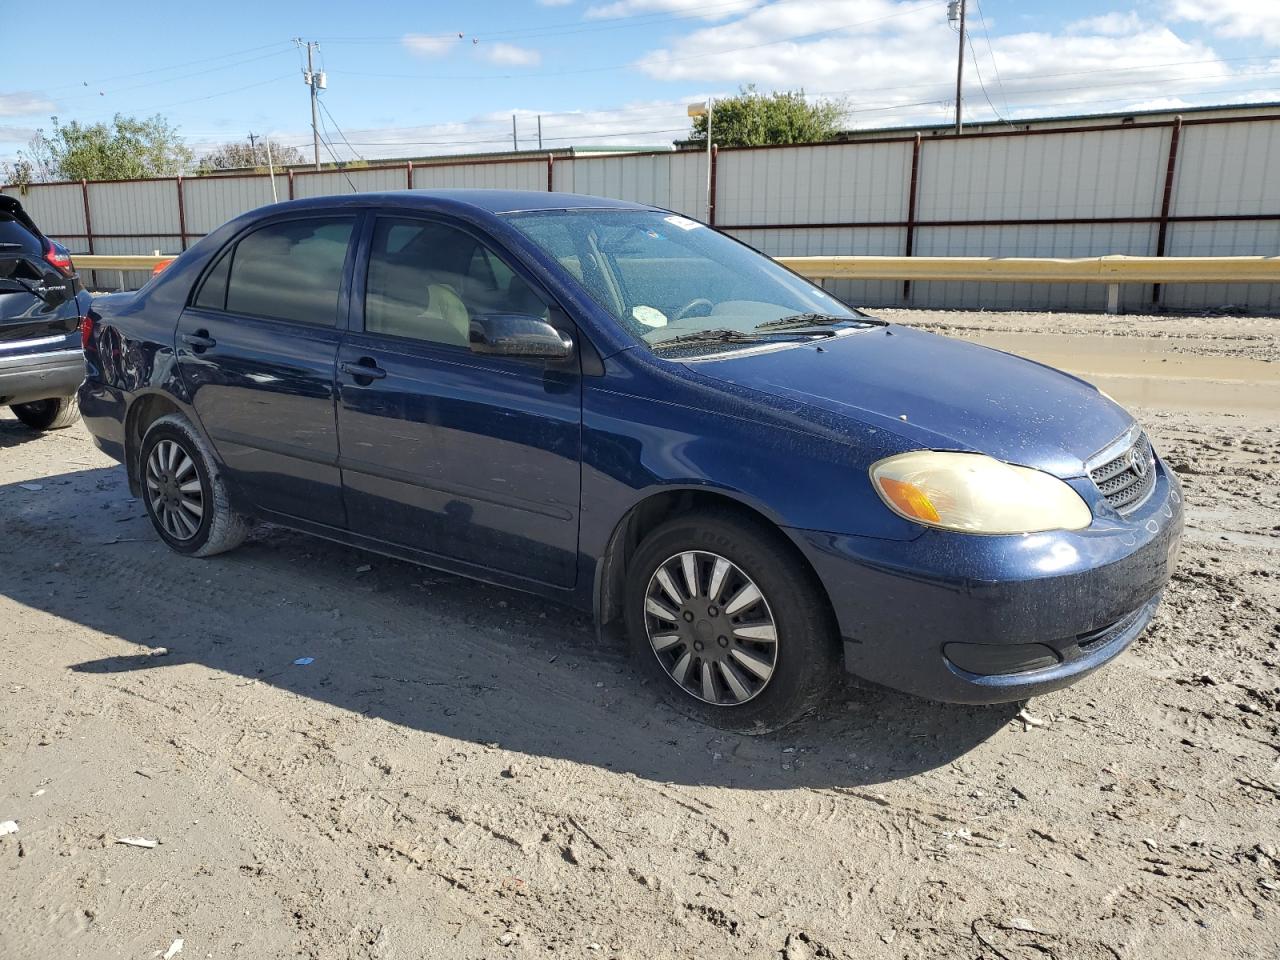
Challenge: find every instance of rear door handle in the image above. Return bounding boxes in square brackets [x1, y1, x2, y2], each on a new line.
[181, 331, 216, 350]
[340, 359, 387, 382]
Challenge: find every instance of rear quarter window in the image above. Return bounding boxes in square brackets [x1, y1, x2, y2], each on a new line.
[192, 249, 231, 311]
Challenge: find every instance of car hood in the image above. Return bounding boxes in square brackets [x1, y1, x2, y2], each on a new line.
[688, 324, 1134, 477]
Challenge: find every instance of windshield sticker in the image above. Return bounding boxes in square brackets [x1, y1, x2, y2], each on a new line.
[663, 215, 702, 231]
[632, 305, 669, 328]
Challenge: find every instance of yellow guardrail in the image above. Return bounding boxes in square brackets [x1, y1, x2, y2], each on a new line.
[78, 253, 1280, 313]
[776, 254, 1280, 284]
[77, 255, 176, 271]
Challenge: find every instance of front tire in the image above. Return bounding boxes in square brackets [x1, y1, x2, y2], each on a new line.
[10, 396, 79, 431]
[140, 414, 249, 557]
[624, 510, 840, 734]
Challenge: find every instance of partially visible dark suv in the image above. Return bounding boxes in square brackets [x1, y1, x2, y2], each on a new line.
[1, 195, 90, 431]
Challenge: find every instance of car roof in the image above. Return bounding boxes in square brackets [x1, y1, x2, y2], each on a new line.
[256, 189, 654, 218]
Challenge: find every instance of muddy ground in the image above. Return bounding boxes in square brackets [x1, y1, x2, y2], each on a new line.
[1, 310, 1277, 960]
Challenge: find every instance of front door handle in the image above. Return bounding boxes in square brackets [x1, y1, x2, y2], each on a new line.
[340, 358, 387, 382]
[181, 331, 216, 351]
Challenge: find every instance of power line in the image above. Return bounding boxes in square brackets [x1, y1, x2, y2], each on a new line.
[146, 74, 296, 113]
[966, 32, 1014, 127]
[317, 99, 365, 162]
[972, 0, 1012, 119]
[313, 109, 358, 190]
[41, 41, 293, 96]
[55, 47, 294, 105]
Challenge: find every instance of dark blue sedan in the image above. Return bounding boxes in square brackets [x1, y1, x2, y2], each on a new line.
[77, 190, 1183, 732]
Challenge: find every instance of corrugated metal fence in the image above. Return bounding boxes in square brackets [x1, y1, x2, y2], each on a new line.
[5, 113, 1279, 311]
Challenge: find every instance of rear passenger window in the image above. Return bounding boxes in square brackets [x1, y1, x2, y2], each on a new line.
[225, 218, 354, 326]
[193, 249, 231, 310]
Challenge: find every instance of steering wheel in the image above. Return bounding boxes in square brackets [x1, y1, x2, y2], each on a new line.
[671, 298, 714, 324]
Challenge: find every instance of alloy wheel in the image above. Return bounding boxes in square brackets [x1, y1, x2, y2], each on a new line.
[145, 438, 205, 541]
[643, 550, 778, 706]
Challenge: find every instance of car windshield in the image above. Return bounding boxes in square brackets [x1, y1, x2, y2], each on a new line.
[503, 208, 865, 356]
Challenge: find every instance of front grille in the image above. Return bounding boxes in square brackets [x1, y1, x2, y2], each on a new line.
[1089, 430, 1156, 515]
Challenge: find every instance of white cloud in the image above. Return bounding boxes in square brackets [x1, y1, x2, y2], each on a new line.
[478, 42, 543, 67]
[1068, 12, 1144, 36]
[585, 0, 758, 22]
[538, 0, 575, 6]
[631, 1, 1263, 129]
[402, 34, 459, 58]
[0, 92, 56, 118]
[1169, 0, 1280, 47]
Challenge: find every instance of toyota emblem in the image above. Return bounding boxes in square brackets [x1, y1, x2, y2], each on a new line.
[1130, 448, 1148, 478]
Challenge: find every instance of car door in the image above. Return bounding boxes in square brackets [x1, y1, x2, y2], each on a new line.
[176, 213, 357, 525]
[336, 214, 583, 587]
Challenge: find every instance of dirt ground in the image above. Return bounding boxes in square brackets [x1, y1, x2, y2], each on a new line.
[1, 310, 1277, 960]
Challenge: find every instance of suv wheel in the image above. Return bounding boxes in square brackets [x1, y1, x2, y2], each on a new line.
[624, 510, 840, 734]
[10, 396, 79, 431]
[140, 414, 249, 557]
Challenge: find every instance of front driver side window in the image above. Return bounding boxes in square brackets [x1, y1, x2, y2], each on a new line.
[364, 217, 548, 347]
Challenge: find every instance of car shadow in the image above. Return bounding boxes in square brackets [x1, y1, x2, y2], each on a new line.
[5, 466, 1018, 790]
[0, 414, 52, 449]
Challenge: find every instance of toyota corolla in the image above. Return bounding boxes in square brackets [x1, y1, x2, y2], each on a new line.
[78, 191, 1183, 732]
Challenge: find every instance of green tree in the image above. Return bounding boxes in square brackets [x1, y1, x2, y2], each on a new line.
[687, 85, 848, 148]
[197, 139, 305, 173]
[6, 114, 193, 185]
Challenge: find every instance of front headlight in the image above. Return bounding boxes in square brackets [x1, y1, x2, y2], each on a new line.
[870, 451, 1093, 534]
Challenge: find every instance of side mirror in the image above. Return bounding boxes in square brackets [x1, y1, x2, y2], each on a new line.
[469, 314, 574, 361]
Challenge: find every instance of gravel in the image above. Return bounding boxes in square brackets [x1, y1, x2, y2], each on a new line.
[1, 311, 1276, 959]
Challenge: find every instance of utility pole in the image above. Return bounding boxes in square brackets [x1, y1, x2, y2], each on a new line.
[949, 0, 966, 134]
[537, 115, 543, 151]
[264, 139, 278, 203]
[296, 39, 323, 169]
[687, 98, 714, 221]
[249, 131, 277, 200]
[512, 114, 518, 151]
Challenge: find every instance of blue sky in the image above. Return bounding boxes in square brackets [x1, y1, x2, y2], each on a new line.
[2, 0, 1278, 167]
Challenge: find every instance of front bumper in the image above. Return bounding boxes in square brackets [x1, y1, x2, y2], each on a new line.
[789, 459, 1184, 704]
[0, 339, 85, 406]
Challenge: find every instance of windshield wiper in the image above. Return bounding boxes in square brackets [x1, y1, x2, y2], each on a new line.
[755, 312, 887, 331]
[651, 327, 844, 353]
[650, 328, 770, 351]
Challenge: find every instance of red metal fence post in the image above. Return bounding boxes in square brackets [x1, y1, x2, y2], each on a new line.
[80, 179, 94, 254]
[406, 161, 413, 189]
[547, 154, 554, 191]
[1152, 116, 1183, 306]
[287, 170, 295, 201]
[175, 177, 188, 251]
[902, 133, 922, 302]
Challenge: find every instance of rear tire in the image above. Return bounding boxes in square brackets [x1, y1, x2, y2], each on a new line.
[10, 396, 79, 431]
[623, 509, 840, 734]
[140, 414, 249, 557]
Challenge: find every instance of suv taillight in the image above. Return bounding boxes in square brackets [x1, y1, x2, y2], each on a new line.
[44, 239, 74, 276]
[79, 314, 95, 350]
